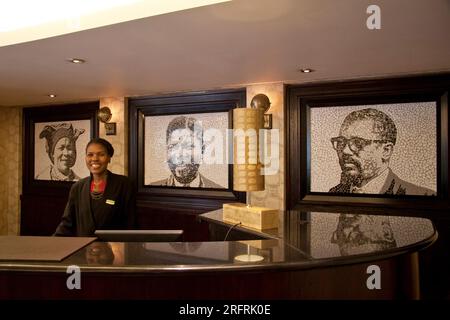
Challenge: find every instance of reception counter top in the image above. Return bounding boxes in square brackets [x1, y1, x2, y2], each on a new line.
[0, 210, 437, 299]
[0, 239, 306, 273]
[200, 209, 437, 263]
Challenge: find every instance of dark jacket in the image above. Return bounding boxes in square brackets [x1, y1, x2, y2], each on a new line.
[149, 173, 223, 188]
[54, 171, 136, 236]
[329, 168, 436, 196]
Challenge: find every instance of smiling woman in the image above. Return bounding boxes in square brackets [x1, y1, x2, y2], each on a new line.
[54, 138, 136, 237]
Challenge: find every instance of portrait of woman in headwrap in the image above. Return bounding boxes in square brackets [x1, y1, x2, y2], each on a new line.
[36, 123, 85, 181]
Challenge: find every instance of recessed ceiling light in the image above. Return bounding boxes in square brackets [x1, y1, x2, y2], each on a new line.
[299, 68, 314, 73]
[48, 94, 56, 98]
[69, 58, 86, 64]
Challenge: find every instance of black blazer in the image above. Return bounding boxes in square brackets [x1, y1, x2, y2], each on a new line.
[54, 171, 136, 236]
[329, 168, 436, 196]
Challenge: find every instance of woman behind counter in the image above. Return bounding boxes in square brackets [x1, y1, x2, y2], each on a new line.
[54, 138, 136, 236]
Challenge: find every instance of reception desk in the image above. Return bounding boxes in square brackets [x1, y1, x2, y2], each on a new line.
[0, 210, 437, 299]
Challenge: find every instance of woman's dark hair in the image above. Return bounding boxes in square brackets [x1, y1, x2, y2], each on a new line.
[86, 138, 114, 157]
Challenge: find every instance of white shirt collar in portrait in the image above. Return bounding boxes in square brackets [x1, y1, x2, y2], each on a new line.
[50, 165, 78, 181]
[351, 168, 390, 194]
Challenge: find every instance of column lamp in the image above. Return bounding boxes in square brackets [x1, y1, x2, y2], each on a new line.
[223, 102, 278, 231]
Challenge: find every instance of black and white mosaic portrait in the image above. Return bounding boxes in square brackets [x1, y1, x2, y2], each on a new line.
[144, 112, 229, 189]
[310, 102, 437, 196]
[34, 120, 90, 181]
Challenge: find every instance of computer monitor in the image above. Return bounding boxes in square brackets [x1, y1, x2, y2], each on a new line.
[94, 230, 184, 242]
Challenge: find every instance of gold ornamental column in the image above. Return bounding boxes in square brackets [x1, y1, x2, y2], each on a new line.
[222, 107, 278, 231]
[233, 107, 264, 191]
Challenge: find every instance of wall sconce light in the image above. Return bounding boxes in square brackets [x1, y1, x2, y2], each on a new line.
[250, 93, 272, 129]
[97, 106, 117, 135]
[97, 106, 112, 123]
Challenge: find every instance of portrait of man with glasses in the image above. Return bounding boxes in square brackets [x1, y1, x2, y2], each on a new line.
[328, 108, 436, 196]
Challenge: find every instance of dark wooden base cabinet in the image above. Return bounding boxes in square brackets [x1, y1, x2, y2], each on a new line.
[20, 194, 68, 236]
[0, 253, 419, 300]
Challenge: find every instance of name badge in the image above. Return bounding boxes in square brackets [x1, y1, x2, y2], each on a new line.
[106, 199, 115, 205]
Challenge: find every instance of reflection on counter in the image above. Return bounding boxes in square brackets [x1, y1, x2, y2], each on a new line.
[308, 212, 434, 258]
[233, 240, 278, 263]
[331, 214, 397, 255]
[201, 209, 436, 260]
[63, 238, 306, 267]
[140, 242, 229, 264]
[85, 242, 114, 265]
[83, 242, 124, 265]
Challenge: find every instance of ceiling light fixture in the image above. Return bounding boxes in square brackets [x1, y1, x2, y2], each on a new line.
[1, 0, 231, 47]
[48, 94, 56, 98]
[299, 68, 314, 73]
[69, 58, 86, 64]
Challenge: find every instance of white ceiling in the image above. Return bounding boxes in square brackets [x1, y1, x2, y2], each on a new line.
[0, 0, 230, 45]
[1, 0, 449, 107]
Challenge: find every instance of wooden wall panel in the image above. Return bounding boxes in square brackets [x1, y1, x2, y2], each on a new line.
[20, 194, 68, 236]
[136, 200, 210, 241]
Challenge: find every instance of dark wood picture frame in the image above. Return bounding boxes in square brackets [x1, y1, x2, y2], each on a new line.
[22, 102, 99, 195]
[129, 89, 246, 209]
[286, 74, 450, 212]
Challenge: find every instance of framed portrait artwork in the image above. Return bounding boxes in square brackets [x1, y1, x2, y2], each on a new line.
[23, 102, 99, 193]
[286, 74, 450, 211]
[34, 120, 91, 181]
[310, 102, 437, 195]
[129, 89, 246, 207]
[144, 112, 229, 189]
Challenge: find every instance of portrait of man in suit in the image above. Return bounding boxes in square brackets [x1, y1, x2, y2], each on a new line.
[328, 108, 436, 196]
[149, 115, 222, 188]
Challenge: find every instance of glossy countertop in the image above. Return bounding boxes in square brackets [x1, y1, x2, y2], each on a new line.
[0, 210, 437, 273]
[199, 209, 437, 262]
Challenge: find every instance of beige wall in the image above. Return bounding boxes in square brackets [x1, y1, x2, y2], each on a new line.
[1, 84, 285, 234]
[99, 97, 128, 175]
[0, 107, 21, 235]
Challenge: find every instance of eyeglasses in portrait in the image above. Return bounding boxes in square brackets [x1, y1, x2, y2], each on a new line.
[309, 102, 437, 196]
[34, 120, 91, 181]
[144, 112, 229, 189]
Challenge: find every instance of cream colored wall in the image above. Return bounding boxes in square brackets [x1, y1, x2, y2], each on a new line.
[0, 107, 21, 235]
[99, 97, 128, 175]
[246, 83, 285, 210]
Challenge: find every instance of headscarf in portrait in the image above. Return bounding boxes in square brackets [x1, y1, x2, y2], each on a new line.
[39, 123, 85, 163]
